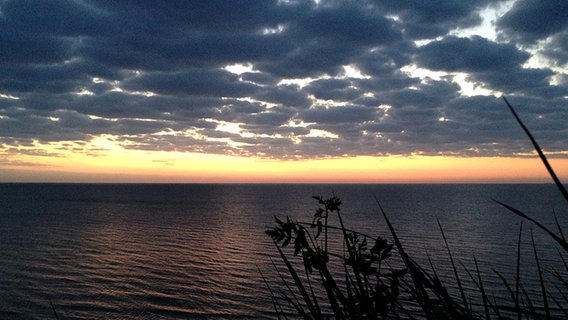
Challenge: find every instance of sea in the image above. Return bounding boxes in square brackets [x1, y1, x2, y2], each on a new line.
[1, 183, 567, 319]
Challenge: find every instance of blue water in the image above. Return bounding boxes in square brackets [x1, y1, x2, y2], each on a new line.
[0, 183, 567, 319]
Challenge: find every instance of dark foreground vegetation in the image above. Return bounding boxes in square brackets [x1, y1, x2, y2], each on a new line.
[263, 97, 568, 319]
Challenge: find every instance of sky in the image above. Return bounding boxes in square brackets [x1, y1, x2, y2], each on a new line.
[1, 0, 567, 183]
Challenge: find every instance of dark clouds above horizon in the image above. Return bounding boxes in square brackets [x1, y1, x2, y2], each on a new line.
[1, 0, 567, 160]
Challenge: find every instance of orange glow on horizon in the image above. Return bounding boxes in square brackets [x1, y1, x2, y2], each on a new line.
[1, 145, 567, 183]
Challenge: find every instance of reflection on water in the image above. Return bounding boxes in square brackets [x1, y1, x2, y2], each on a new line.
[0, 183, 566, 319]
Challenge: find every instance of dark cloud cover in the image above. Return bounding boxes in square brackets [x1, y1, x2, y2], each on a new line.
[0, 0, 567, 160]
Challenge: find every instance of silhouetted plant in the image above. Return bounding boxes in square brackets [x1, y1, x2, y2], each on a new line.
[263, 97, 568, 319]
[265, 195, 409, 319]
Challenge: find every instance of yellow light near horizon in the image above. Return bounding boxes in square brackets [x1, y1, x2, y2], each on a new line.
[3, 141, 568, 183]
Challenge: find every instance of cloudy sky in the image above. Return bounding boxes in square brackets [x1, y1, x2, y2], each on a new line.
[1, 0, 567, 182]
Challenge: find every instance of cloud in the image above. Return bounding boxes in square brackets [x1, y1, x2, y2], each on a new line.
[415, 36, 528, 72]
[414, 36, 567, 98]
[497, 0, 568, 43]
[541, 31, 568, 67]
[372, 0, 501, 39]
[293, 2, 401, 45]
[0, 0, 567, 162]
[302, 105, 382, 124]
[122, 69, 260, 97]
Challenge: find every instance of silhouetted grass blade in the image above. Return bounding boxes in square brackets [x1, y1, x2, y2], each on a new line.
[515, 223, 523, 320]
[274, 242, 321, 319]
[258, 264, 287, 320]
[437, 219, 470, 314]
[50, 300, 60, 320]
[494, 199, 568, 252]
[502, 96, 568, 203]
[531, 231, 551, 319]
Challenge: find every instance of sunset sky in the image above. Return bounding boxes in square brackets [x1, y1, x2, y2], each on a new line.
[1, 0, 567, 183]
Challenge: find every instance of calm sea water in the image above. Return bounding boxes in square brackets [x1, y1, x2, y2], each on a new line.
[1, 183, 567, 319]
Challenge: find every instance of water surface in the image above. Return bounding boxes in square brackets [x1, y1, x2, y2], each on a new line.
[1, 183, 566, 319]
